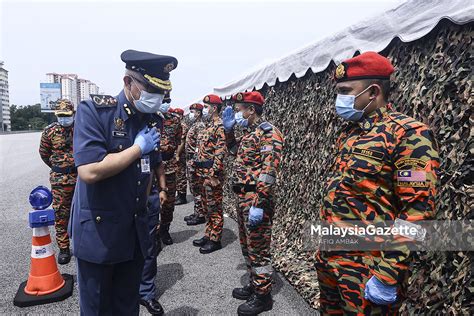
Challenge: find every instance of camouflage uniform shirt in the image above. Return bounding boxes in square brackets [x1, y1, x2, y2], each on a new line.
[320, 105, 440, 285]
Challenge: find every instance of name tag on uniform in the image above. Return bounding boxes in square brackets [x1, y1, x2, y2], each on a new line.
[141, 155, 151, 174]
[112, 131, 127, 138]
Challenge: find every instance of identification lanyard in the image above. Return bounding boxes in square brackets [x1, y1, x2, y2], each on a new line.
[141, 155, 151, 174]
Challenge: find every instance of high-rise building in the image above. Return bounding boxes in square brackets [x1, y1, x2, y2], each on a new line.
[0, 61, 10, 132]
[44, 73, 100, 108]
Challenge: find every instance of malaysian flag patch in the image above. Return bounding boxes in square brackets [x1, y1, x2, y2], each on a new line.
[397, 170, 428, 187]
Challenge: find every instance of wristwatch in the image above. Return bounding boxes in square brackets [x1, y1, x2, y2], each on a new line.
[159, 187, 169, 193]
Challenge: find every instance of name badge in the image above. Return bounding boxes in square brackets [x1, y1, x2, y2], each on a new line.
[141, 155, 151, 174]
[113, 131, 128, 138]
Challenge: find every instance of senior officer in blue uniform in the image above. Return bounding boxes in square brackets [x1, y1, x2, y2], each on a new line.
[70, 49, 177, 315]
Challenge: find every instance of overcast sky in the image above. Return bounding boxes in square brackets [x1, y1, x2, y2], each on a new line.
[1, 0, 402, 107]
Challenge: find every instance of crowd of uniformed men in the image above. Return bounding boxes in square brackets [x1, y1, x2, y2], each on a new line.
[39, 49, 438, 316]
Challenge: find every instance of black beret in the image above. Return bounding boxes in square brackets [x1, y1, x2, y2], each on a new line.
[121, 50, 178, 92]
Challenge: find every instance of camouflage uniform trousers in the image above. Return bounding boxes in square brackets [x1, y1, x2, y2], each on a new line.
[187, 161, 205, 217]
[159, 172, 177, 226]
[236, 192, 273, 295]
[50, 172, 76, 250]
[175, 153, 187, 195]
[200, 173, 224, 241]
[315, 252, 405, 315]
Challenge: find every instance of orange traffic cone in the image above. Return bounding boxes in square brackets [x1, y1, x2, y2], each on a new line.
[25, 226, 65, 295]
[14, 226, 73, 307]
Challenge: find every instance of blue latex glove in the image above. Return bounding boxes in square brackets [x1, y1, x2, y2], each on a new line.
[222, 106, 236, 132]
[134, 127, 160, 154]
[248, 206, 264, 227]
[364, 276, 397, 305]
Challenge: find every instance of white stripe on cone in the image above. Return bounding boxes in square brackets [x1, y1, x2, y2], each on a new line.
[31, 243, 55, 259]
[32, 226, 50, 237]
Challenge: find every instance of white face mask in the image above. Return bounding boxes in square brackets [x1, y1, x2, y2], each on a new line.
[58, 116, 74, 127]
[130, 79, 165, 113]
[235, 111, 248, 127]
[188, 112, 195, 121]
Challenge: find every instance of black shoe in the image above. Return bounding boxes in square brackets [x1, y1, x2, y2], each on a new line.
[184, 213, 196, 222]
[233, 283, 254, 300]
[186, 216, 205, 226]
[57, 248, 71, 265]
[140, 298, 164, 315]
[175, 193, 187, 205]
[159, 224, 173, 245]
[237, 293, 273, 316]
[192, 236, 209, 247]
[199, 240, 222, 254]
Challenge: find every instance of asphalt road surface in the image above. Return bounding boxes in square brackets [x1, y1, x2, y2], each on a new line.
[0, 132, 317, 315]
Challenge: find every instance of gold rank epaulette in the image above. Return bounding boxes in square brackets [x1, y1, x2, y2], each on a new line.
[91, 94, 118, 108]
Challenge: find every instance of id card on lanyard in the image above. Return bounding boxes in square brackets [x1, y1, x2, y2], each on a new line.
[141, 155, 151, 174]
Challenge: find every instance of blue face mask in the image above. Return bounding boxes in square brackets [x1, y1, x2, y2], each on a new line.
[335, 85, 374, 121]
[131, 79, 165, 113]
[159, 102, 171, 113]
[235, 111, 248, 127]
[58, 116, 74, 127]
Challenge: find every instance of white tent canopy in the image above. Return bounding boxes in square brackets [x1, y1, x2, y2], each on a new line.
[213, 0, 474, 97]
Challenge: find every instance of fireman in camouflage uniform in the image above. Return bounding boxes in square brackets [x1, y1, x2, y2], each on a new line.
[222, 91, 284, 315]
[39, 99, 77, 265]
[184, 103, 207, 225]
[174, 108, 188, 205]
[191, 94, 227, 254]
[158, 105, 182, 245]
[315, 52, 440, 315]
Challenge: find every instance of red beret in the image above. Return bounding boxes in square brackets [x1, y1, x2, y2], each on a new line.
[334, 51, 394, 83]
[174, 108, 184, 115]
[203, 94, 222, 105]
[231, 91, 264, 106]
[190, 103, 203, 110]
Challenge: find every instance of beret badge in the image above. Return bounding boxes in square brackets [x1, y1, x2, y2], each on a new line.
[335, 63, 346, 79]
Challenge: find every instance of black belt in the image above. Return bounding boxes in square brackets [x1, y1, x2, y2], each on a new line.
[161, 152, 174, 161]
[51, 166, 77, 174]
[232, 184, 257, 194]
[194, 160, 214, 169]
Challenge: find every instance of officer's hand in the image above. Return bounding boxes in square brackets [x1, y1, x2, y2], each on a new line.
[175, 155, 180, 162]
[134, 127, 160, 155]
[364, 276, 397, 305]
[248, 206, 264, 227]
[222, 106, 236, 132]
[159, 191, 168, 205]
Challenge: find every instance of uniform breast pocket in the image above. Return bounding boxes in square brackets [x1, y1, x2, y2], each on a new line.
[109, 138, 132, 153]
[347, 155, 383, 175]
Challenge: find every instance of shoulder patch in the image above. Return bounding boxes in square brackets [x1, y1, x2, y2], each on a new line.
[258, 122, 273, 133]
[388, 112, 425, 130]
[91, 94, 118, 108]
[45, 122, 59, 129]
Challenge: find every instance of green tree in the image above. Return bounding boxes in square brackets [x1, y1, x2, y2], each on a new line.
[10, 104, 55, 131]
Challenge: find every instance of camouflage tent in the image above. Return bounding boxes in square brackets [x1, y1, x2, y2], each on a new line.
[216, 0, 473, 313]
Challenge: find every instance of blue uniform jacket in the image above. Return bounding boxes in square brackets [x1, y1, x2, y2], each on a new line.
[69, 90, 162, 264]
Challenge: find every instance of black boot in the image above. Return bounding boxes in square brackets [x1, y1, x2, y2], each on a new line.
[199, 240, 222, 254]
[57, 248, 71, 265]
[140, 298, 164, 315]
[192, 236, 209, 247]
[237, 293, 273, 315]
[186, 216, 205, 226]
[184, 213, 196, 222]
[175, 192, 187, 205]
[159, 224, 173, 245]
[233, 283, 254, 300]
